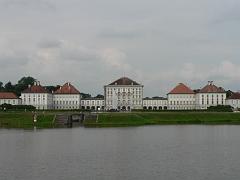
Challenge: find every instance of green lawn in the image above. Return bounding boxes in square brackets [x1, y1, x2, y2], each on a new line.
[2, 111, 240, 128]
[84, 112, 240, 127]
[0, 112, 55, 129]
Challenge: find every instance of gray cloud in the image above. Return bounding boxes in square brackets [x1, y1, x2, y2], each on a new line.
[37, 39, 62, 49]
[0, 55, 29, 67]
[0, 0, 56, 11]
[98, 29, 143, 39]
[0, 0, 240, 96]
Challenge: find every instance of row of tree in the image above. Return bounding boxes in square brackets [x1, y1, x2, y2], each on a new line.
[0, 76, 104, 98]
[0, 77, 36, 96]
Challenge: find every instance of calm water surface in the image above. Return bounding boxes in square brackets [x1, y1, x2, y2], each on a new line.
[0, 126, 240, 180]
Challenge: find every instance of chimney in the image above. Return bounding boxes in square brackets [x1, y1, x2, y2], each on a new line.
[67, 82, 70, 86]
[28, 84, 31, 88]
[38, 81, 40, 86]
[208, 81, 213, 85]
[34, 81, 37, 86]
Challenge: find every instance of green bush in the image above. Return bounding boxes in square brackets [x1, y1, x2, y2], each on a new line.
[132, 109, 206, 112]
[207, 105, 233, 112]
[0, 104, 36, 111]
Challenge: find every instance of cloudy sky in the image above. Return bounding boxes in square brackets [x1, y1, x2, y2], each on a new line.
[1, 0, 240, 96]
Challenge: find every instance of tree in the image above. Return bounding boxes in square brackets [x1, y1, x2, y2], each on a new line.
[80, 93, 91, 98]
[0, 77, 37, 95]
[226, 90, 234, 98]
[15, 76, 36, 96]
[18, 76, 35, 86]
[45, 85, 60, 93]
[95, 94, 104, 98]
[4, 82, 14, 92]
[0, 81, 3, 91]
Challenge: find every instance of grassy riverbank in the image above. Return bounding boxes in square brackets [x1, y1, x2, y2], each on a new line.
[1, 111, 240, 128]
[84, 112, 240, 127]
[0, 112, 55, 129]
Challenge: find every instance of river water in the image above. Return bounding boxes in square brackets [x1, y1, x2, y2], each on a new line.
[0, 125, 240, 180]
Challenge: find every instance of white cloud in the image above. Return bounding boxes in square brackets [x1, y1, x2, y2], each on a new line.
[213, 61, 240, 79]
[0, 0, 56, 12]
[100, 48, 130, 70]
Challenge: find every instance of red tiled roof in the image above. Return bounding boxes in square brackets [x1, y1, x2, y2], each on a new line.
[199, 83, 225, 93]
[227, 92, 240, 99]
[54, 82, 80, 94]
[0, 92, 19, 99]
[168, 83, 194, 94]
[109, 77, 140, 86]
[22, 85, 50, 94]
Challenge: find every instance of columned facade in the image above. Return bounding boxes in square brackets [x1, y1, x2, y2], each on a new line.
[167, 83, 196, 110]
[53, 82, 81, 110]
[18, 80, 228, 111]
[143, 97, 168, 110]
[226, 92, 240, 110]
[104, 77, 143, 111]
[81, 98, 105, 111]
[196, 81, 226, 110]
[21, 82, 53, 110]
[0, 92, 21, 106]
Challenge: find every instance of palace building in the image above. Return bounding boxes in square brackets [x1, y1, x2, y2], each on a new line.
[104, 77, 144, 111]
[53, 82, 81, 110]
[21, 81, 81, 110]
[167, 83, 196, 110]
[16, 79, 229, 111]
[0, 92, 21, 106]
[226, 92, 240, 110]
[21, 81, 53, 110]
[195, 81, 226, 109]
[81, 97, 105, 111]
[143, 97, 168, 110]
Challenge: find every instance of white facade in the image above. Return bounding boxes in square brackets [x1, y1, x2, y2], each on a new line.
[143, 98, 168, 110]
[81, 98, 105, 110]
[167, 83, 196, 110]
[53, 82, 81, 110]
[21, 82, 81, 110]
[196, 93, 226, 109]
[16, 79, 231, 111]
[226, 99, 240, 110]
[168, 94, 196, 110]
[225, 93, 240, 110]
[195, 82, 226, 110]
[21, 93, 53, 110]
[0, 98, 21, 105]
[0, 99, 21, 105]
[104, 77, 143, 111]
[21, 82, 53, 110]
[53, 94, 81, 110]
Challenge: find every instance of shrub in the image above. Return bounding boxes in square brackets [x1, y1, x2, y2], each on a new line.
[0, 104, 36, 111]
[207, 105, 233, 112]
